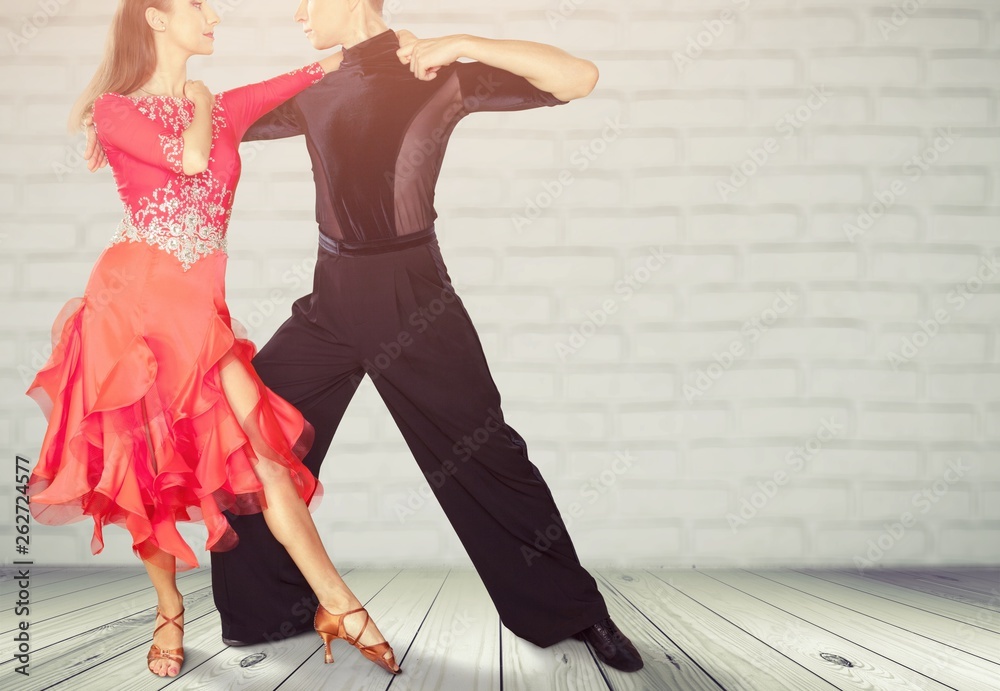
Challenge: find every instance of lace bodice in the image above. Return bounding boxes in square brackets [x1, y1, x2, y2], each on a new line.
[92, 63, 326, 270]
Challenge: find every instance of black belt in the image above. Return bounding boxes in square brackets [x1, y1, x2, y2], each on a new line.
[317, 224, 436, 256]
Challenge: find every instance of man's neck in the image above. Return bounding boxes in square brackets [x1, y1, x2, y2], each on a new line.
[339, 18, 390, 51]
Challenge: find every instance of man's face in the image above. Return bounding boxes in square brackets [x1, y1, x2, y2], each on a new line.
[295, 0, 351, 50]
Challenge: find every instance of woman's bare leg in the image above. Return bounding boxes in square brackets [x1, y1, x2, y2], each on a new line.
[142, 557, 184, 677]
[217, 353, 398, 670]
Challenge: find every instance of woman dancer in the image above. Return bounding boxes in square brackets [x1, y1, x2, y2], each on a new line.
[25, 0, 400, 678]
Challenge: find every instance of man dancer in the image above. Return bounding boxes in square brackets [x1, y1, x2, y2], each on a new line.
[88, 0, 642, 673]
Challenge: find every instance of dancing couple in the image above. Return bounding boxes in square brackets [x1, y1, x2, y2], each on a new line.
[27, 0, 643, 679]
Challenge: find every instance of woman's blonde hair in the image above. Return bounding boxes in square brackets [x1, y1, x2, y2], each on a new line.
[67, 0, 172, 133]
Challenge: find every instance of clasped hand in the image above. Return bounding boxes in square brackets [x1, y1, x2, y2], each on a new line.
[395, 30, 466, 81]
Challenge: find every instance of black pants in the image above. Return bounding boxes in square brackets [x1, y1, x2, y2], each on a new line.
[210, 233, 608, 648]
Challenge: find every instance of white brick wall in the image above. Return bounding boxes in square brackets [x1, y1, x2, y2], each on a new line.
[2, 0, 998, 570]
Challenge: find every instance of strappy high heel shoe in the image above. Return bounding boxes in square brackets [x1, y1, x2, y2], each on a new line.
[147, 606, 185, 675]
[313, 604, 402, 674]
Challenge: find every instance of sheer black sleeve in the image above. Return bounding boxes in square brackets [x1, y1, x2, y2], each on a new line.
[242, 97, 304, 142]
[454, 61, 568, 113]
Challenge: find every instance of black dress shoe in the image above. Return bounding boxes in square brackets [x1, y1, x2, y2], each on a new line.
[222, 637, 252, 647]
[572, 616, 643, 672]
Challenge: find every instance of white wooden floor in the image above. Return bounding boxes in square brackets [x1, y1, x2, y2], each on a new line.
[1, 565, 998, 690]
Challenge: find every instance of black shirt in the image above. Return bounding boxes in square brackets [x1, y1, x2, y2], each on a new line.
[243, 29, 567, 245]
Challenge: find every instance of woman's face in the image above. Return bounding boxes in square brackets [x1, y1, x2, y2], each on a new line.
[153, 0, 221, 55]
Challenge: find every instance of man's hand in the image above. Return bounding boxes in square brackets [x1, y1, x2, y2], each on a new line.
[395, 29, 419, 51]
[83, 113, 107, 172]
[396, 33, 465, 81]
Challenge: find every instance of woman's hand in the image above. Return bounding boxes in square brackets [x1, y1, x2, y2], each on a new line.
[83, 113, 107, 172]
[184, 79, 215, 109]
[396, 33, 466, 81]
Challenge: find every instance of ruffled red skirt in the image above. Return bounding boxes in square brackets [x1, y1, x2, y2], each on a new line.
[25, 241, 322, 572]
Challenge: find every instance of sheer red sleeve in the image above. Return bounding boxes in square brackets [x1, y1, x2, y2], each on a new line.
[92, 93, 187, 174]
[219, 62, 326, 140]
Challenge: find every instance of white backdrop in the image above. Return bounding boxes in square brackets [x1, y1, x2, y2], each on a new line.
[2, 0, 999, 569]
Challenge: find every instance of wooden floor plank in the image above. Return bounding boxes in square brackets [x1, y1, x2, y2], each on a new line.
[906, 568, 1000, 598]
[608, 570, 837, 691]
[1, 566, 157, 612]
[924, 568, 1000, 593]
[276, 569, 447, 691]
[0, 565, 100, 590]
[47, 587, 233, 690]
[853, 568, 1000, 612]
[499, 588, 609, 691]
[156, 567, 386, 691]
[0, 581, 216, 690]
[0, 567, 207, 638]
[594, 570, 721, 691]
[657, 570, 940, 691]
[790, 569, 1000, 640]
[386, 570, 501, 691]
[938, 566, 999, 579]
[0, 570, 212, 655]
[4, 565, 996, 690]
[732, 569, 1000, 691]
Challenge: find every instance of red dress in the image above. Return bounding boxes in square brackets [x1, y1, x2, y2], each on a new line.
[25, 62, 328, 572]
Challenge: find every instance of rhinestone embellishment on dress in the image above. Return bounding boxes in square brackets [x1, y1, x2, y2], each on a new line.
[101, 95, 232, 270]
[109, 170, 233, 271]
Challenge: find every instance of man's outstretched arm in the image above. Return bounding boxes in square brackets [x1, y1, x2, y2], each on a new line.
[396, 34, 598, 102]
[242, 98, 304, 142]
